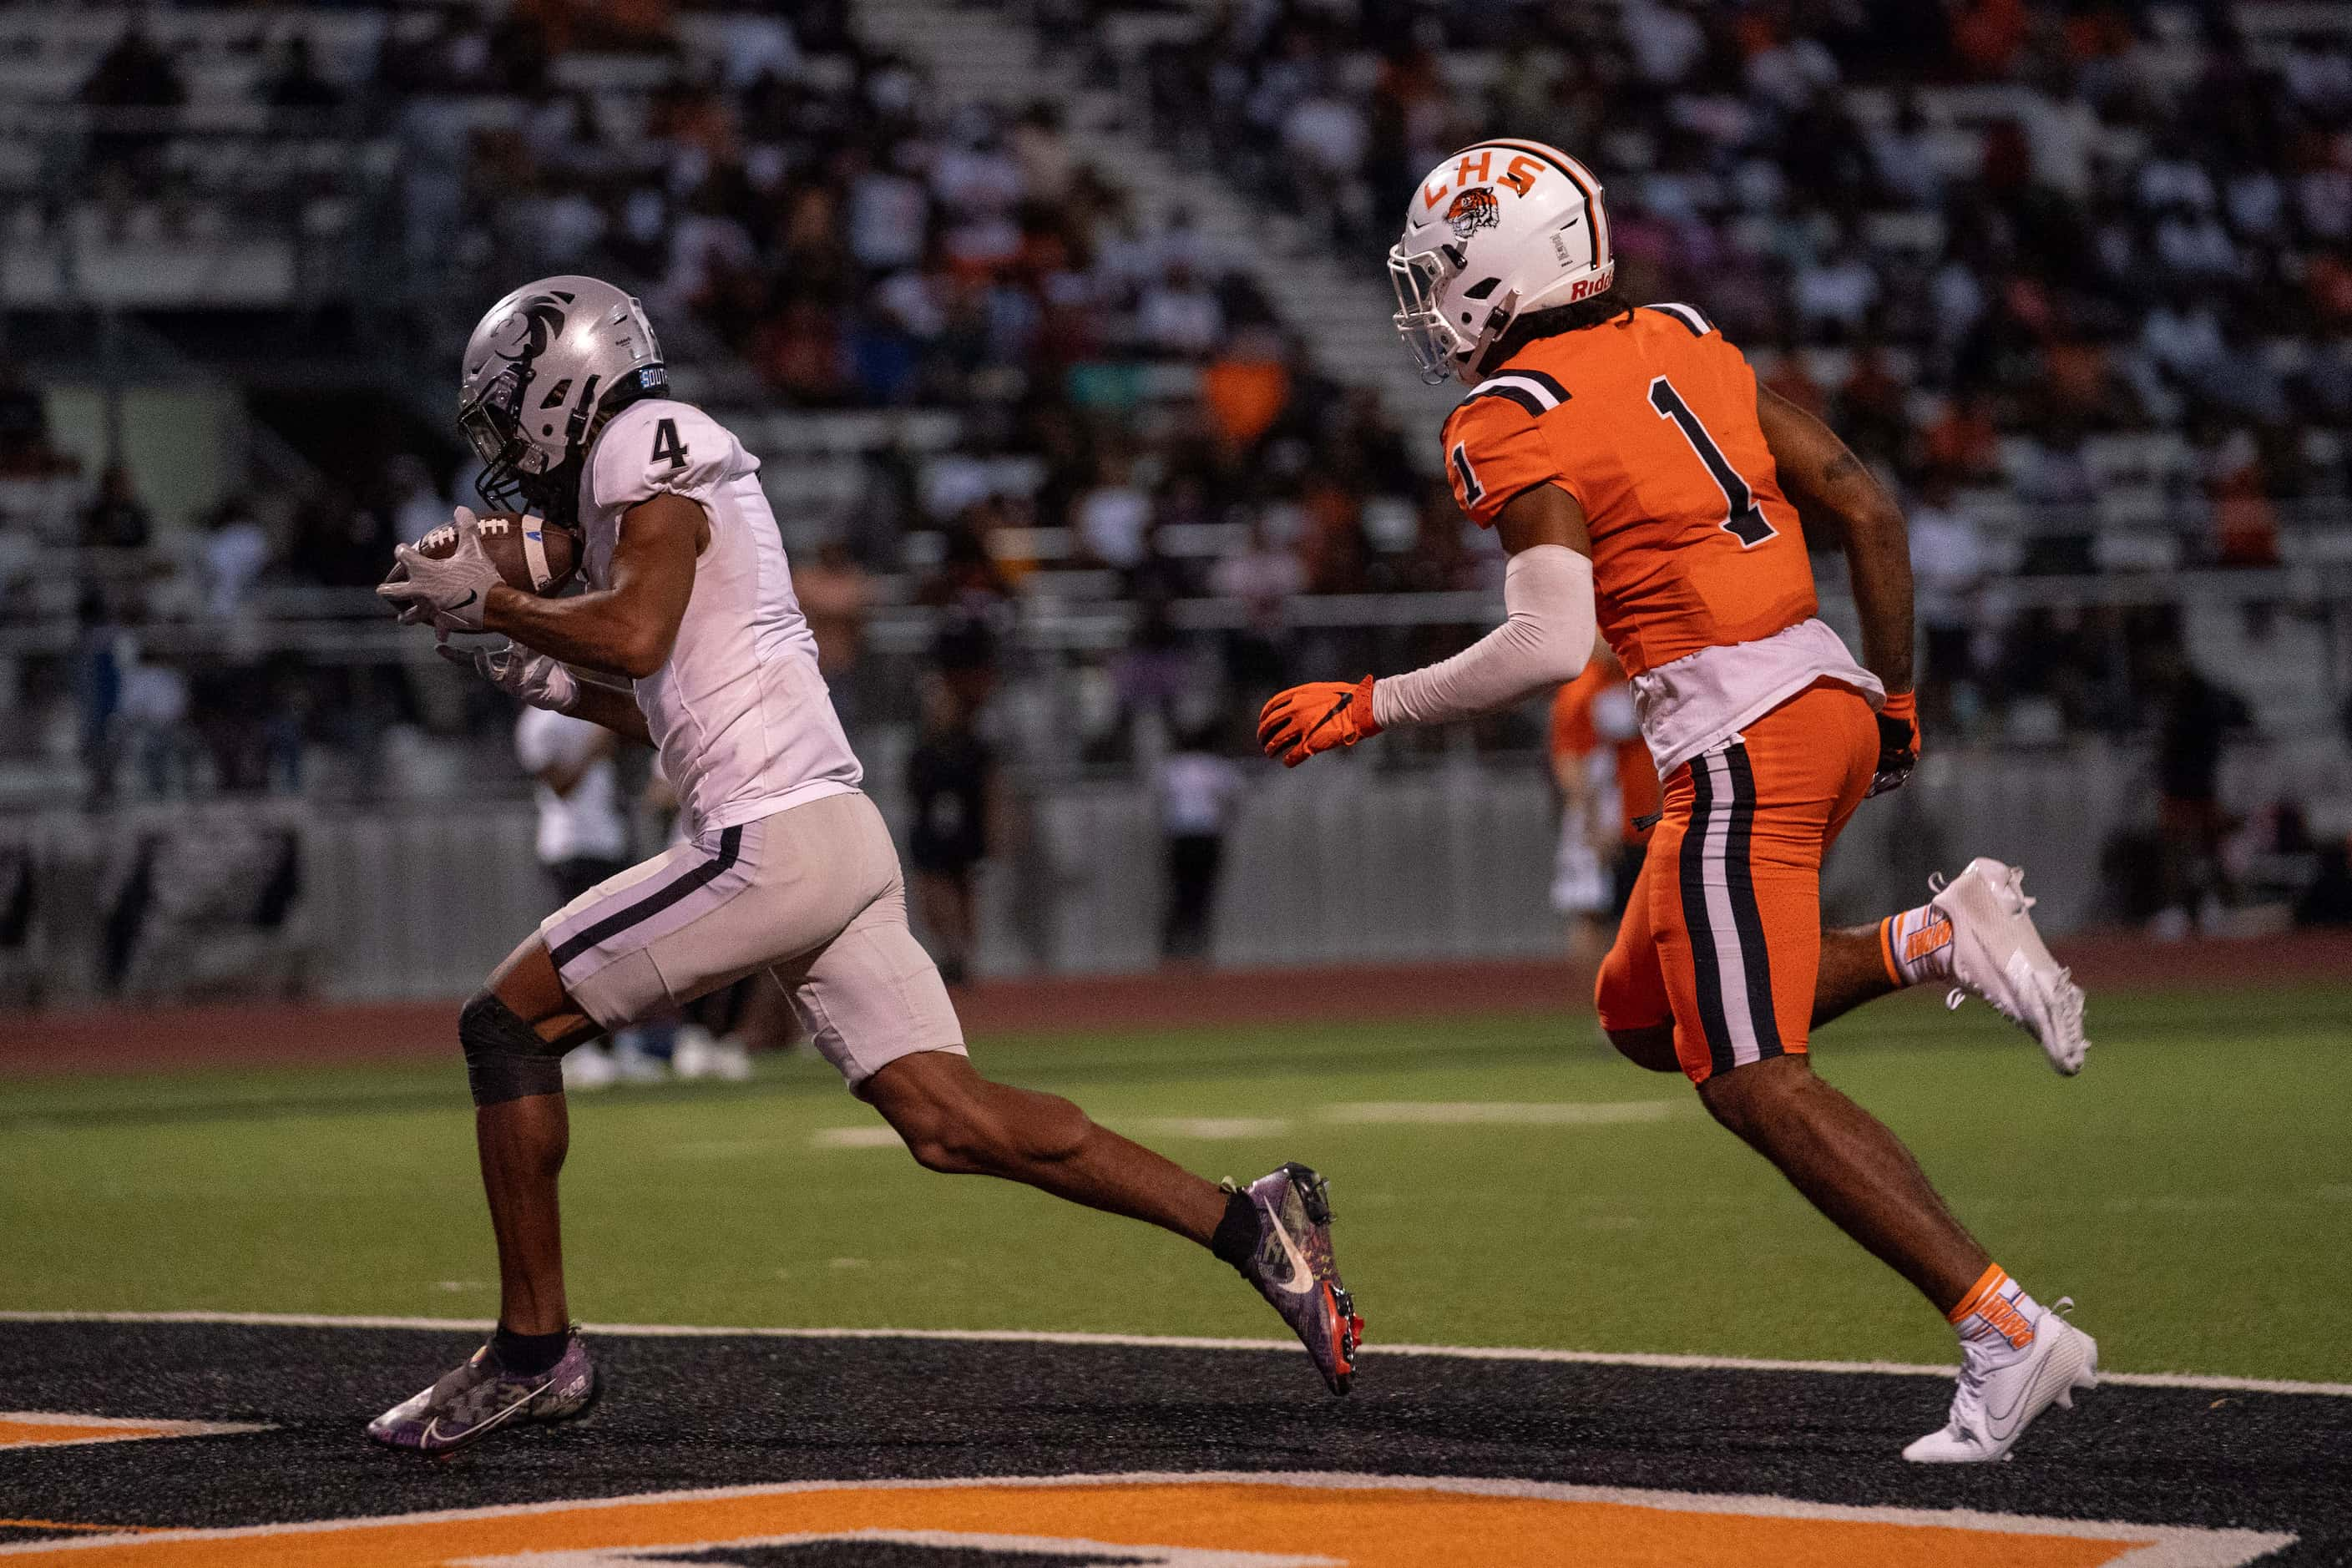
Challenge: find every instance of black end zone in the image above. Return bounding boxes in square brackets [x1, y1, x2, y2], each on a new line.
[0, 1323, 2344, 1561]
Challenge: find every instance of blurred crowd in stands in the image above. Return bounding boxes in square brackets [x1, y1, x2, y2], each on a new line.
[1138, 0, 2352, 723]
[4, 0, 2350, 938]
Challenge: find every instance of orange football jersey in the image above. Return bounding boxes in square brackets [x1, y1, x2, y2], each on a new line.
[1441, 303, 1818, 677]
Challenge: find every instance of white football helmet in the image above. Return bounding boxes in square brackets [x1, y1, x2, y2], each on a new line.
[1388, 139, 1614, 386]
[458, 275, 666, 513]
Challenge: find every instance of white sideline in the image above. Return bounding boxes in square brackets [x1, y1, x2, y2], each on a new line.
[3, 1311, 2347, 1399]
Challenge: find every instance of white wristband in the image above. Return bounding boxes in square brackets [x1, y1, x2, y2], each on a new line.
[1371, 545, 1596, 729]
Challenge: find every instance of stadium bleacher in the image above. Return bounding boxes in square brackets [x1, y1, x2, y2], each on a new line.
[1, 0, 2349, 996]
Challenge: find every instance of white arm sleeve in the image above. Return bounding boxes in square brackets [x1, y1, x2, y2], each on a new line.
[1370, 544, 1596, 730]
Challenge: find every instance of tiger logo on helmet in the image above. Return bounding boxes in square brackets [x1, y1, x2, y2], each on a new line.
[1389, 140, 1613, 387]
[1444, 186, 1500, 240]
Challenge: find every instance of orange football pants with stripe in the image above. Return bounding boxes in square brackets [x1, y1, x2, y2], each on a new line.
[1595, 682, 1880, 1085]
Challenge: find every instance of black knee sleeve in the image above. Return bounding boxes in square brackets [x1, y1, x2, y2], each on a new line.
[459, 992, 565, 1107]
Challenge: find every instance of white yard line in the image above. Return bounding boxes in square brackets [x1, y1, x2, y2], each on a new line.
[807, 1126, 904, 1150]
[1124, 1117, 1297, 1141]
[802, 1102, 1680, 1149]
[1323, 1100, 1677, 1125]
[3, 1311, 2344, 1398]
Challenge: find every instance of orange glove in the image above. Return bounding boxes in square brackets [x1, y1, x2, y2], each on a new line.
[1258, 675, 1380, 767]
[1869, 688, 1920, 797]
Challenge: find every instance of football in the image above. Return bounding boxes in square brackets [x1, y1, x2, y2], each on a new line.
[412, 511, 579, 595]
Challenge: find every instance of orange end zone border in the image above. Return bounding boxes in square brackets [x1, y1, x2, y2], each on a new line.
[0, 1473, 2295, 1567]
[0, 1414, 270, 1453]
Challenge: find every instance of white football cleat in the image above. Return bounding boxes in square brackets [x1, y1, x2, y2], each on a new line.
[670, 1024, 719, 1080]
[609, 1033, 669, 1083]
[560, 1044, 618, 1092]
[703, 1035, 755, 1081]
[1904, 1301, 2098, 1464]
[673, 1024, 752, 1081]
[1931, 857, 2088, 1075]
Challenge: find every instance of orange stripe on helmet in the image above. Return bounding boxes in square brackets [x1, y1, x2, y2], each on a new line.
[1465, 139, 1610, 267]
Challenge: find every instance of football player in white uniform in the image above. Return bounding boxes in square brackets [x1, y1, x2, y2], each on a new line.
[369, 277, 1362, 1453]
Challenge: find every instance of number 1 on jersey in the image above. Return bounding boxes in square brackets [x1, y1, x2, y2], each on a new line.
[1648, 377, 1775, 548]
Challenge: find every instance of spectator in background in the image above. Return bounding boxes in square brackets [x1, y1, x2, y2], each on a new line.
[1009, 100, 1073, 204]
[1792, 224, 1879, 341]
[1075, 453, 1151, 569]
[80, 465, 153, 550]
[2204, 429, 2281, 567]
[1909, 470, 1990, 730]
[1157, 720, 1243, 964]
[845, 148, 929, 273]
[1112, 529, 1201, 748]
[79, 16, 186, 192]
[920, 524, 1010, 717]
[198, 498, 271, 620]
[0, 361, 58, 476]
[792, 537, 873, 731]
[74, 587, 126, 806]
[2147, 644, 2253, 940]
[1548, 642, 1657, 966]
[515, 705, 661, 1088]
[259, 34, 342, 112]
[1622, 0, 1706, 87]
[1200, 326, 1293, 450]
[1837, 346, 1909, 467]
[287, 490, 393, 587]
[907, 678, 993, 988]
[1210, 508, 1303, 694]
[118, 645, 192, 798]
[383, 456, 448, 545]
[1136, 260, 1224, 360]
[1920, 390, 2001, 483]
[79, 18, 185, 115]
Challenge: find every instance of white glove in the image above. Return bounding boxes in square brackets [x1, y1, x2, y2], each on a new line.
[436, 634, 579, 712]
[378, 506, 501, 632]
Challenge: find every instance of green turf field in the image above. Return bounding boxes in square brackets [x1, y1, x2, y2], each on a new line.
[4, 985, 2347, 1383]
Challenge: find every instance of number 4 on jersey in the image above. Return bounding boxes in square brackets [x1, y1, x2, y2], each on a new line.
[1648, 377, 1776, 548]
[650, 417, 689, 472]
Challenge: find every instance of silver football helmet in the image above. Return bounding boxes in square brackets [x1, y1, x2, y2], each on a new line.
[458, 275, 665, 512]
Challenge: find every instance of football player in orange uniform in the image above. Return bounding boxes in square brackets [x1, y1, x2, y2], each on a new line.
[1547, 643, 1657, 963]
[1259, 141, 2094, 1463]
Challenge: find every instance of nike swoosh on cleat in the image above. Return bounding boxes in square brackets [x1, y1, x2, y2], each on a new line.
[1261, 1203, 1317, 1294]
[1983, 1339, 2072, 1441]
[421, 1378, 548, 1449]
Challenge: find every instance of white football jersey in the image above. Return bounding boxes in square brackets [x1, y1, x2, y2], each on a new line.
[578, 398, 862, 836]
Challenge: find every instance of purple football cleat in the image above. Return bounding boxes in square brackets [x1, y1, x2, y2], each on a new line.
[1232, 1162, 1363, 1395]
[367, 1329, 596, 1455]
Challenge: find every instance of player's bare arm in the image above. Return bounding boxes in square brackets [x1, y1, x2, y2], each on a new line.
[1258, 483, 1596, 765]
[1756, 385, 1920, 794]
[554, 676, 654, 747]
[1756, 387, 1914, 693]
[487, 492, 709, 680]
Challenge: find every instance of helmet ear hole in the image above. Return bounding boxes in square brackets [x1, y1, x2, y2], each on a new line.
[1462, 276, 1501, 300]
